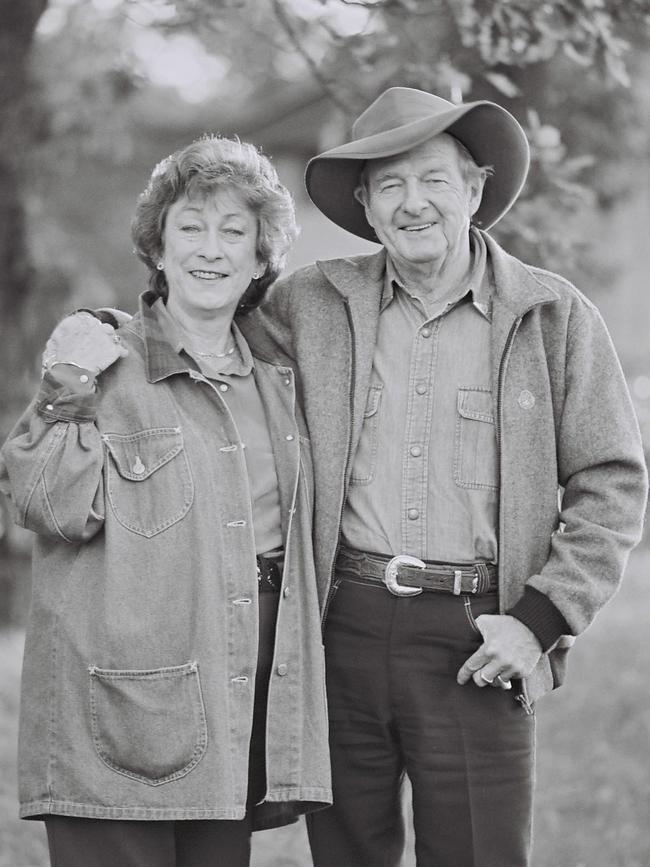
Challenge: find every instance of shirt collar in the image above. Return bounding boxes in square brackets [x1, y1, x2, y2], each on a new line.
[139, 292, 254, 381]
[382, 227, 493, 321]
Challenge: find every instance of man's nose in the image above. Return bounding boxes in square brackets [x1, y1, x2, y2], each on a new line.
[400, 178, 428, 215]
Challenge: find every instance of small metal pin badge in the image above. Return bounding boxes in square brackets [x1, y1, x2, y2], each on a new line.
[518, 390, 535, 410]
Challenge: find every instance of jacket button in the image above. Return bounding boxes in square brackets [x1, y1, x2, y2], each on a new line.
[45, 404, 54, 411]
[283, 586, 290, 598]
[408, 508, 420, 520]
[415, 384, 427, 395]
[277, 663, 288, 676]
[421, 327, 432, 338]
[285, 434, 294, 441]
[409, 446, 422, 457]
[219, 383, 229, 392]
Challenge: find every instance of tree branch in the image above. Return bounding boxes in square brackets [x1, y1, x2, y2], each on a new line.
[270, 0, 354, 115]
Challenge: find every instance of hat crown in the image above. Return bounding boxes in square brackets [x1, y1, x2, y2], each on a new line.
[353, 87, 456, 140]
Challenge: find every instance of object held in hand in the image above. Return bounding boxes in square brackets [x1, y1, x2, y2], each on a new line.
[42, 310, 129, 378]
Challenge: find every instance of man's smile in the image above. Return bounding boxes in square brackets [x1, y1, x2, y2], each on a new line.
[400, 222, 435, 232]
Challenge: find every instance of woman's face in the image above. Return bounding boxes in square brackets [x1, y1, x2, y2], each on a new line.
[161, 188, 262, 321]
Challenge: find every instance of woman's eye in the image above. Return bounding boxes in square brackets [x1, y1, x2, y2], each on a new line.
[180, 224, 201, 232]
[224, 228, 245, 236]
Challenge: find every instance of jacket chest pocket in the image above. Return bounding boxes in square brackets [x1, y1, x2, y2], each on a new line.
[103, 427, 194, 537]
[350, 383, 383, 486]
[454, 387, 499, 491]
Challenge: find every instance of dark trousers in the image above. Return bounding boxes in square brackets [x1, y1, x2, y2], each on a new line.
[307, 577, 535, 867]
[45, 592, 279, 867]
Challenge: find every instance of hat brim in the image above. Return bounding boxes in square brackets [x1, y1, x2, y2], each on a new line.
[305, 101, 530, 241]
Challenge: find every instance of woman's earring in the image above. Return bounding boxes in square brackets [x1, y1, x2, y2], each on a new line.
[156, 262, 164, 271]
[252, 271, 262, 280]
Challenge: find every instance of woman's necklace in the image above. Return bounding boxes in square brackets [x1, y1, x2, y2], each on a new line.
[190, 343, 236, 359]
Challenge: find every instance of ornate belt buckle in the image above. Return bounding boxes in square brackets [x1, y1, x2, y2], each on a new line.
[384, 555, 425, 596]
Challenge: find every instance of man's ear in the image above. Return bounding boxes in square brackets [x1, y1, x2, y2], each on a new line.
[353, 185, 367, 207]
[468, 177, 486, 219]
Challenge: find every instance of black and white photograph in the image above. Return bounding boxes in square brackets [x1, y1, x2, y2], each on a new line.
[1, 1, 649, 865]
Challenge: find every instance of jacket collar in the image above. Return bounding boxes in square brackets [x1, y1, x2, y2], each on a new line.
[314, 232, 560, 319]
[482, 232, 560, 317]
[127, 291, 195, 383]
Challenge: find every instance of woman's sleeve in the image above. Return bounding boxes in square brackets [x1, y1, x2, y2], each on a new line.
[0, 372, 106, 542]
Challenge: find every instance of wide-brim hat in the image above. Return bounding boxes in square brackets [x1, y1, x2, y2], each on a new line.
[305, 87, 530, 241]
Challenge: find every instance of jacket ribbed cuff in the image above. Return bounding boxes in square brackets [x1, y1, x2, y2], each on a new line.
[507, 586, 572, 653]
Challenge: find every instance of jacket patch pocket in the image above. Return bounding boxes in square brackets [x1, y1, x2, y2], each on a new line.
[103, 427, 194, 537]
[454, 387, 499, 490]
[350, 384, 383, 486]
[89, 661, 207, 787]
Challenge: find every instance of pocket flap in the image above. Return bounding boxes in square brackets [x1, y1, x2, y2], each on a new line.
[457, 388, 494, 424]
[364, 384, 383, 419]
[102, 428, 184, 481]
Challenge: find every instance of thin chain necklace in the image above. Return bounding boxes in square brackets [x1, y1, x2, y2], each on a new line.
[190, 343, 236, 359]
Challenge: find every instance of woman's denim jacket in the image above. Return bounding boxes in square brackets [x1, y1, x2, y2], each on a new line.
[0, 293, 331, 828]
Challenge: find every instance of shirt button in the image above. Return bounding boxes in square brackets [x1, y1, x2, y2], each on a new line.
[421, 328, 432, 338]
[285, 434, 295, 441]
[277, 663, 288, 676]
[415, 384, 427, 395]
[284, 378, 291, 386]
[219, 383, 229, 392]
[408, 508, 420, 520]
[409, 446, 422, 457]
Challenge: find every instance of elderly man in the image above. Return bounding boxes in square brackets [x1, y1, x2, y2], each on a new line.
[244, 87, 647, 866]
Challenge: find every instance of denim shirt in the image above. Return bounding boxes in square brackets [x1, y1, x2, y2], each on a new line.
[154, 298, 283, 556]
[0, 292, 331, 827]
[341, 233, 498, 562]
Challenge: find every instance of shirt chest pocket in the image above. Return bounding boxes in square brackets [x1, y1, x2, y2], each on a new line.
[454, 387, 499, 491]
[102, 428, 194, 537]
[350, 383, 383, 486]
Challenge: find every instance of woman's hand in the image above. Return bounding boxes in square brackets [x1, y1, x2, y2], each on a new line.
[42, 311, 129, 377]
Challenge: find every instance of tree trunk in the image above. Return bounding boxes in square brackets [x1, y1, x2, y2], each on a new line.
[0, 0, 47, 326]
[0, 0, 48, 625]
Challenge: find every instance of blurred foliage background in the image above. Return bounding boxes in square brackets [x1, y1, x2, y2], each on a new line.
[0, 1, 649, 864]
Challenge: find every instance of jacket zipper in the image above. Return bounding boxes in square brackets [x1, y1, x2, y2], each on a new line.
[321, 299, 356, 628]
[496, 314, 535, 716]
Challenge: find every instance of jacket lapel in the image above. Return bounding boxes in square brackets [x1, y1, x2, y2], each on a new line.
[484, 233, 560, 402]
[316, 250, 386, 458]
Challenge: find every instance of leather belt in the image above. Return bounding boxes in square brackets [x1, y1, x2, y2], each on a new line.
[257, 555, 282, 593]
[336, 547, 498, 597]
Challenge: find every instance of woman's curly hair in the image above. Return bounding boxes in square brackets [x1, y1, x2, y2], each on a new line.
[131, 135, 299, 313]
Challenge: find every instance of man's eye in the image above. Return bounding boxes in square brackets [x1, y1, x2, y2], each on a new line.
[224, 228, 245, 236]
[378, 182, 400, 193]
[180, 224, 200, 232]
[425, 178, 447, 186]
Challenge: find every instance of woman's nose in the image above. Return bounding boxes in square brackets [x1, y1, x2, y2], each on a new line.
[198, 228, 223, 259]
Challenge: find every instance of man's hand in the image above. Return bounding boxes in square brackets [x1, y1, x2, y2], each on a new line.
[456, 615, 542, 690]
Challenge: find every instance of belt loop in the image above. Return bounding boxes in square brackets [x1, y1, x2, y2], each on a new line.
[453, 570, 462, 595]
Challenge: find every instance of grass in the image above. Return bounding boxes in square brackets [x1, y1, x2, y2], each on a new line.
[2, 547, 649, 867]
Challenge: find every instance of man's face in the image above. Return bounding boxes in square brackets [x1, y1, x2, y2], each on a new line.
[359, 135, 482, 272]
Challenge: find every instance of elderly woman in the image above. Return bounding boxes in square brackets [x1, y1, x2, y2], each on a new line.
[0, 136, 331, 867]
